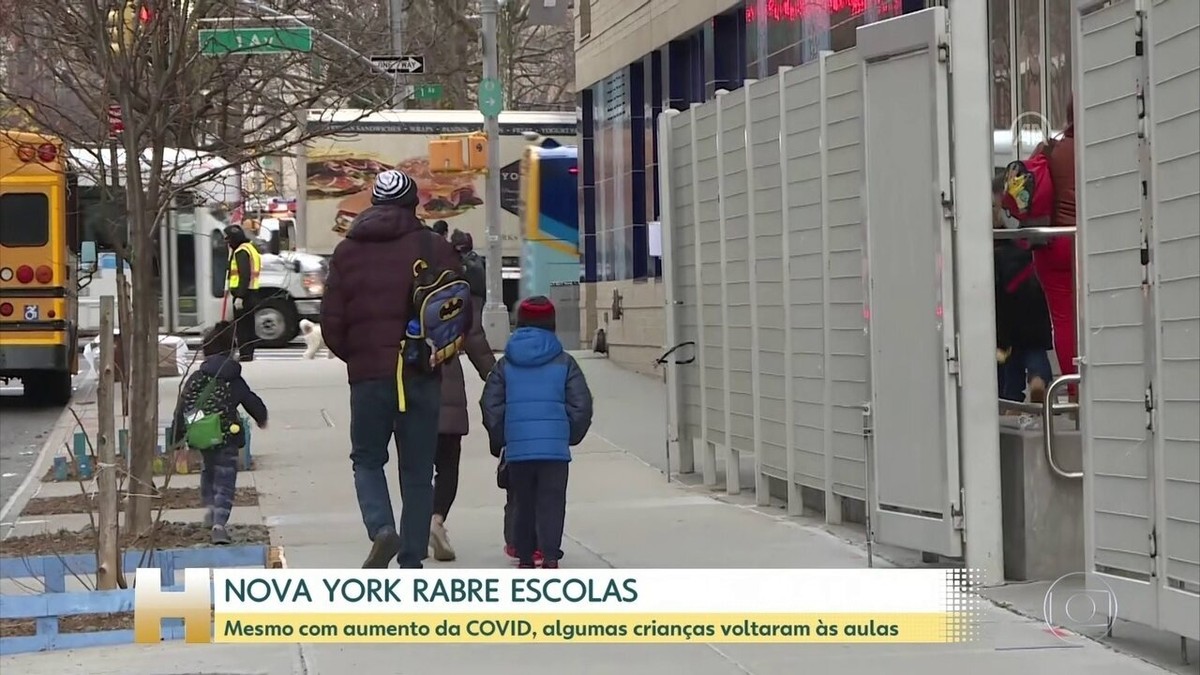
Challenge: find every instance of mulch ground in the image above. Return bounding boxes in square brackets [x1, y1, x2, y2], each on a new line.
[0, 612, 133, 638]
[0, 521, 271, 559]
[21, 487, 259, 517]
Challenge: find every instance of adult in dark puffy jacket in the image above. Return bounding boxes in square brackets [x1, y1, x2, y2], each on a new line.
[992, 176, 1054, 404]
[320, 169, 462, 570]
[480, 296, 593, 569]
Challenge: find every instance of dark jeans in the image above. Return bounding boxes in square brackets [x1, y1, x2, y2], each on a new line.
[349, 373, 440, 568]
[400, 434, 461, 519]
[232, 296, 258, 360]
[509, 460, 569, 566]
[200, 444, 239, 527]
[998, 349, 1054, 402]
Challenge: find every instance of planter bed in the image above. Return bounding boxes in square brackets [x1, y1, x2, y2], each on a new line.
[0, 522, 271, 655]
[21, 487, 259, 517]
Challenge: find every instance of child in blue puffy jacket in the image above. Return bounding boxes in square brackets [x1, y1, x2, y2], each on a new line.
[481, 296, 593, 569]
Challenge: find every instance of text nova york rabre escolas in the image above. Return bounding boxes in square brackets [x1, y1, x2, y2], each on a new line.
[224, 576, 641, 605]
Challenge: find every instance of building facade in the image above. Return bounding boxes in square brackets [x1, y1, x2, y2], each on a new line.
[573, 0, 1074, 373]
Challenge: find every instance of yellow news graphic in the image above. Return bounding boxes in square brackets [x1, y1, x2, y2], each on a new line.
[134, 568, 983, 645]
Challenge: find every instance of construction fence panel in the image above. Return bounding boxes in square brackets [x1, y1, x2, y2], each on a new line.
[669, 113, 702, 440]
[1076, 0, 1160, 630]
[718, 91, 756, 487]
[1148, 0, 1200, 642]
[746, 78, 789, 481]
[780, 62, 828, 495]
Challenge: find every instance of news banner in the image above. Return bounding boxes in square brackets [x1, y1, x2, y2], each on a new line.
[133, 568, 984, 644]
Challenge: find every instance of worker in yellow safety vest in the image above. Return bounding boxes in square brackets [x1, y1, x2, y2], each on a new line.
[223, 224, 263, 361]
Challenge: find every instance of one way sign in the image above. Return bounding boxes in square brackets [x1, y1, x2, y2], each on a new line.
[371, 55, 426, 74]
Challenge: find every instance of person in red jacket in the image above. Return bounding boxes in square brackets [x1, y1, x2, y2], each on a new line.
[320, 169, 463, 570]
[1032, 99, 1078, 396]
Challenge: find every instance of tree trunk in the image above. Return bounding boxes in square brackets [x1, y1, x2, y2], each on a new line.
[124, 208, 160, 536]
[95, 296, 120, 590]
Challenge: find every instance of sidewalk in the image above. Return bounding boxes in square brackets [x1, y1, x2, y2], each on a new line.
[0, 356, 1184, 674]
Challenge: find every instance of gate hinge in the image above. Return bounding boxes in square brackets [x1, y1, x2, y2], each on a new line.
[1145, 383, 1155, 430]
[942, 177, 955, 222]
[946, 335, 962, 386]
[951, 498, 965, 531]
[860, 401, 873, 438]
[1149, 526, 1158, 560]
[1134, 8, 1146, 57]
[937, 41, 950, 64]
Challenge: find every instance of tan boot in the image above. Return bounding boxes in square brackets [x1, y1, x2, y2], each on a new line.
[429, 515, 456, 561]
[1028, 376, 1047, 404]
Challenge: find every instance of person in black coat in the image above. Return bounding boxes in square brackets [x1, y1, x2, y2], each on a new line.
[993, 175, 1054, 403]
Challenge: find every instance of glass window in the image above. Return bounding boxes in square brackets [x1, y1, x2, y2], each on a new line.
[1046, 0, 1072, 130]
[990, 0, 1014, 130]
[0, 192, 50, 247]
[1015, 0, 1043, 119]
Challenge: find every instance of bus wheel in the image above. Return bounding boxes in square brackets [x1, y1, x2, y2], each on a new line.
[253, 298, 298, 348]
[25, 372, 73, 407]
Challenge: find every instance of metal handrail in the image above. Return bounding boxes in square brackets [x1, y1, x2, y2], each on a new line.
[992, 226, 1077, 240]
[997, 373, 1083, 479]
[1044, 374, 1083, 479]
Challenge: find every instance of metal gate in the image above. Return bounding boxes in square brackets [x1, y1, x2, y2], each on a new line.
[1076, 0, 1200, 642]
[859, 8, 964, 558]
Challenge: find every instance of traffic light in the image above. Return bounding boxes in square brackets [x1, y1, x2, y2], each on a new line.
[428, 133, 489, 174]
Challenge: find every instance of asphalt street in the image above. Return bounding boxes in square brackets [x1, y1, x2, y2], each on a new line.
[0, 372, 96, 511]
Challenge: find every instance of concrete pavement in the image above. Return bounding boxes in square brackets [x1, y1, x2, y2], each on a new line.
[0, 355, 1189, 674]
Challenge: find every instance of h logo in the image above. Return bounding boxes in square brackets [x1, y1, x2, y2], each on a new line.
[134, 568, 212, 643]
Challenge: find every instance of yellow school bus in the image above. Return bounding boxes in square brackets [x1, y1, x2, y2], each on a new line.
[0, 129, 79, 405]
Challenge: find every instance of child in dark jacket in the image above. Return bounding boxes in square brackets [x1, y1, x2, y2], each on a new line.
[992, 175, 1054, 404]
[171, 321, 268, 544]
[481, 296, 593, 569]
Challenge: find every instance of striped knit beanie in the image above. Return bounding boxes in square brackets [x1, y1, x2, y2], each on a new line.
[371, 169, 418, 206]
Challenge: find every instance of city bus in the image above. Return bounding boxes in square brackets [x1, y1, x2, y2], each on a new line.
[518, 140, 579, 299]
[0, 130, 80, 405]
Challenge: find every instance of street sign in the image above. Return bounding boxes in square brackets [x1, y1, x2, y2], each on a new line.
[478, 78, 503, 118]
[198, 27, 313, 55]
[106, 104, 123, 138]
[413, 83, 443, 101]
[371, 55, 425, 74]
[500, 159, 521, 215]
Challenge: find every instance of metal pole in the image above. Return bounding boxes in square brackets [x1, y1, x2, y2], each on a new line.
[950, 0, 1005, 586]
[480, 0, 510, 349]
[388, 0, 407, 107]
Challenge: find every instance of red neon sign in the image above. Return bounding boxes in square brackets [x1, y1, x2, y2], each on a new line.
[745, 0, 900, 23]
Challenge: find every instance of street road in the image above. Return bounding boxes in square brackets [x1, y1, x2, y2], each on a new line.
[0, 372, 96, 513]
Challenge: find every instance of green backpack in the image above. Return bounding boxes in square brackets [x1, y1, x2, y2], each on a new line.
[183, 374, 231, 450]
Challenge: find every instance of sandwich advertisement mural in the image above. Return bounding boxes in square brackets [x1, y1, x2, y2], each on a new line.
[302, 113, 576, 257]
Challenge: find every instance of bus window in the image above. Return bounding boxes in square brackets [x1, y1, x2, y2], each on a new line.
[78, 186, 129, 252]
[0, 193, 51, 247]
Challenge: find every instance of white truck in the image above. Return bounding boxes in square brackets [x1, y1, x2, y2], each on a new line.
[72, 148, 326, 346]
[299, 109, 577, 260]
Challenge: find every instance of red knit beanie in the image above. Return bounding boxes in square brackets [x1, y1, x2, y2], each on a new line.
[516, 296, 556, 332]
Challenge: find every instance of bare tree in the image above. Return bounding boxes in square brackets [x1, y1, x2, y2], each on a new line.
[299, 0, 574, 110]
[1, 0, 388, 534]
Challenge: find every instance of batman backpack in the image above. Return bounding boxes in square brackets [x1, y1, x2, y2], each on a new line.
[403, 230, 473, 374]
